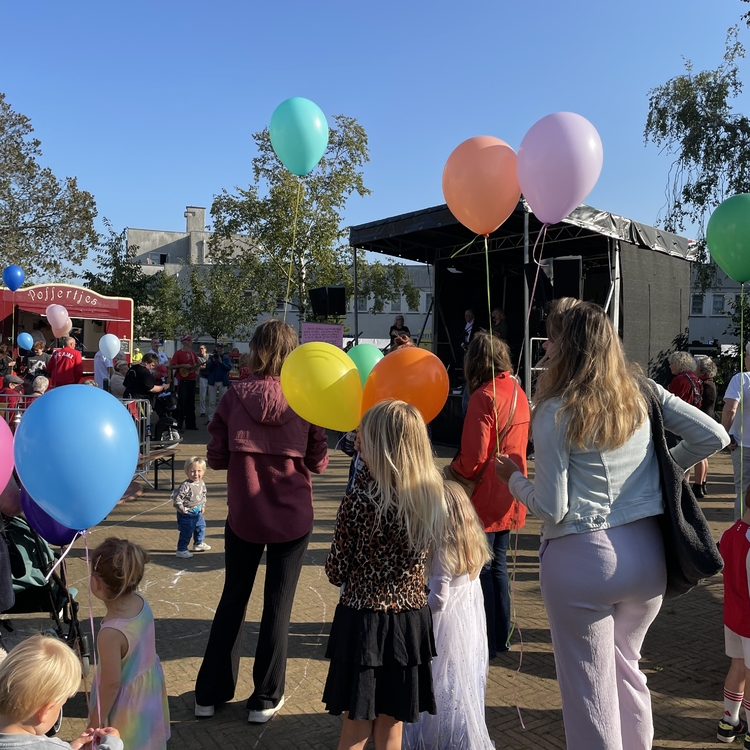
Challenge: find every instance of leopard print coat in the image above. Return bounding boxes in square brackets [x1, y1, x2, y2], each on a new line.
[325, 466, 429, 613]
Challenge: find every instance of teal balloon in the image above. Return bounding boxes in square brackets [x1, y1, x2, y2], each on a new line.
[347, 344, 384, 386]
[706, 194, 750, 283]
[269, 97, 329, 176]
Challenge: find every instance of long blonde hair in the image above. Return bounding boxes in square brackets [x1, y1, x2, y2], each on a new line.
[440, 481, 492, 577]
[359, 400, 446, 552]
[534, 302, 645, 450]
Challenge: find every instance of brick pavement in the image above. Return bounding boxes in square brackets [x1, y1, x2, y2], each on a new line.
[12, 425, 740, 749]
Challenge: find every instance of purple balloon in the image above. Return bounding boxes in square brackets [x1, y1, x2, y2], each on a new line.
[517, 112, 604, 225]
[19, 488, 78, 547]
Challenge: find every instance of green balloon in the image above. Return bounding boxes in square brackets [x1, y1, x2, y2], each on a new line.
[706, 193, 750, 283]
[346, 344, 384, 386]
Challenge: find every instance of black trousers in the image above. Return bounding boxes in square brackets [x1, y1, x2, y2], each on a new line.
[177, 378, 196, 429]
[194, 522, 311, 710]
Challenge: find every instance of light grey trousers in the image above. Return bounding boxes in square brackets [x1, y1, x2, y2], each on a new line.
[539, 516, 666, 750]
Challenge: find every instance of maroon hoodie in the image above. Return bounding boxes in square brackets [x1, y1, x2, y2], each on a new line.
[207, 375, 329, 543]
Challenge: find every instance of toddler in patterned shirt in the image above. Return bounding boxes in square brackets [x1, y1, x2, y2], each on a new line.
[172, 456, 210, 559]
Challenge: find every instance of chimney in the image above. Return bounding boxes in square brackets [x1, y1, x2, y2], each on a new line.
[184, 206, 206, 234]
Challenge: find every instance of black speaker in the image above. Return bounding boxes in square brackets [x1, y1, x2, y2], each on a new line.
[551, 256, 583, 299]
[524, 263, 553, 308]
[308, 286, 347, 317]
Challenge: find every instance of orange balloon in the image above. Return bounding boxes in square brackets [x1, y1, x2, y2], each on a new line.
[362, 347, 449, 424]
[442, 136, 521, 236]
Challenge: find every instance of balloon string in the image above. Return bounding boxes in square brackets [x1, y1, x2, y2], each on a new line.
[84, 530, 103, 733]
[508, 515, 525, 729]
[485, 236, 501, 456]
[43, 532, 82, 582]
[283, 179, 303, 323]
[516, 224, 548, 378]
[450, 234, 480, 259]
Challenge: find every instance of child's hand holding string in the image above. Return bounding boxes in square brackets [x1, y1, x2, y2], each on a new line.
[495, 454, 521, 484]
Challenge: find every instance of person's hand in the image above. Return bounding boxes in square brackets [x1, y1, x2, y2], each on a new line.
[200, 506, 205, 514]
[729, 436, 738, 452]
[495, 454, 521, 484]
[70, 728, 95, 749]
[96, 727, 121, 739]
[353, 430, 361, 452]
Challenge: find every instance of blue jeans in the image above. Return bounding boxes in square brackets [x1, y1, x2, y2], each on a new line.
[480, 529, 511, 657]
[177, 511, 206, 551]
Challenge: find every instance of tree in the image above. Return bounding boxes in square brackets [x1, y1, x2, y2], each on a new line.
[210, 115, 418, 329]
[0, 93, 98, 279]
[83, 221, 184, 338]
[184, 259, 263, 344]
[644, 28, 750, 289]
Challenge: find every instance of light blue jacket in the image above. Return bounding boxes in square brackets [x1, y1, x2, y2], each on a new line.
[508, 381, 729, 541]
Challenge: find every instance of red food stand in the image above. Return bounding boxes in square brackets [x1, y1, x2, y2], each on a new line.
[0, 284, 134, 376]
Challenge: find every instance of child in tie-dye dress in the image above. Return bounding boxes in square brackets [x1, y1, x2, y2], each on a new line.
[89, 537, 170, 750]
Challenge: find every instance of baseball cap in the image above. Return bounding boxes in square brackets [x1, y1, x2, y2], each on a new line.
[4, 375, 23, 386]
[181, 334, 193, 343]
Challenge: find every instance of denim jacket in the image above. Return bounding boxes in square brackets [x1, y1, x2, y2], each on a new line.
[206, 353, 232, 386]
[508, 381, 729, 541]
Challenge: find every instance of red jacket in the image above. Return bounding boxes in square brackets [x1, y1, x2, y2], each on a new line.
[668, 370, 702, 407]
[207, 375, 329, 543]
[48, 347, 83, 387]
[451, 373, 530, 532]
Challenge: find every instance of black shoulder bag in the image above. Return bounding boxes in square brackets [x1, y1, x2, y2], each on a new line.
[641, 380, 723, 599]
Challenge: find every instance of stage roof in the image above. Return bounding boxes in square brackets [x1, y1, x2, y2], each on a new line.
[349, 201, 696, 264]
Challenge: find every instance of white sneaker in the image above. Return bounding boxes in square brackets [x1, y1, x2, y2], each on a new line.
[175, 550, 193, 559]
[194, 702, 214, 718]
[247, 695, 285, 723]
[193, 543, 211, 552]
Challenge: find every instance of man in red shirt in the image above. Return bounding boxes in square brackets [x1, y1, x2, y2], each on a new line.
[48, 337, 83, 388]
[170, 334, 200, 431]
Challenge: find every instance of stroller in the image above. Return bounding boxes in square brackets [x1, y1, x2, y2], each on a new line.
[153, 391, 181, 444]
[0, 515, 90, 735]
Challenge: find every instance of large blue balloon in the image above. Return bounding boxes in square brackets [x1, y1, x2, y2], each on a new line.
[20, 487, 78, 547]
[17, 333, 33, 351]
[269, 97, 329, 176]
[14, 386, 139, 530]
[2, 266, 24, 292]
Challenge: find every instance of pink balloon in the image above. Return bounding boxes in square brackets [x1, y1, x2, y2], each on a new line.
[46, 304, 69, 329]
[517, 112, 603, 225]
[0, 419, 13, 493]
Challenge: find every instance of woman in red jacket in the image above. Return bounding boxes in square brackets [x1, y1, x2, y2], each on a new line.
[194, 319, 329, 723]
[450, 332, 530, 657]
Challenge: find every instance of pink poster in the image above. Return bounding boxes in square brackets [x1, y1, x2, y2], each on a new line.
[301, 322, 344, 348]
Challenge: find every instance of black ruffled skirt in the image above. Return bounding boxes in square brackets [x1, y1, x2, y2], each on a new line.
[323, 603, 437, 723]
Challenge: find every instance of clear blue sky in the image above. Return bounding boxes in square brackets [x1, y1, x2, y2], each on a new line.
[1, 0, 747, 244]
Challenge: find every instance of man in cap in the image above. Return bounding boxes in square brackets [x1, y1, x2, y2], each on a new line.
[0, 374, 23, 424]
[171, 334, 200, 431]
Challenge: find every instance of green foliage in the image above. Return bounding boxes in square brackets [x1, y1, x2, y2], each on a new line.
[183, 259, 263, 343]
[644, 28, 750, 291]
[210, 114, 417, 326]
[0, 93, 98, 279]
[83, 220, 154, 337]
[149, 271, 184, 338]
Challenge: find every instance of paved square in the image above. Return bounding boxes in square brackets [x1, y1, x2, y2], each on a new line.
[18, 427, 737, 749]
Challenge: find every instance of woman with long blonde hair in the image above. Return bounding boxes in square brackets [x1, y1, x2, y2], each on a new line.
[495, 302, 728, 750]
[324, 400, 446, 750]
[403, 481, 494, 750]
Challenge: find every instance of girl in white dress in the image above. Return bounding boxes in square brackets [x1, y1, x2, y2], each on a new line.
[403, 480, 495, 750]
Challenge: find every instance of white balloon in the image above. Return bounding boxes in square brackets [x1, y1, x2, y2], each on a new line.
[99, 334, 121, 360]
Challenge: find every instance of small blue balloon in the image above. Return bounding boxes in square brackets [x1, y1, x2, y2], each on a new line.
[17, 333, 33, 351]
[2, 265, 24, 292]
[269, 97, 329, 176]
[14, 386, 139, 530]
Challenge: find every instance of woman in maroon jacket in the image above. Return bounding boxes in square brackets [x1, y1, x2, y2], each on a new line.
[194, 319, 329, 723]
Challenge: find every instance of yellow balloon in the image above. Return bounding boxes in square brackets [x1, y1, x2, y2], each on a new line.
[281, 342, 363, 432]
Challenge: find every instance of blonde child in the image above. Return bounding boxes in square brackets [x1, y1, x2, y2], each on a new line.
[403, 480, 494, 750]
[0, 634, 122, 750]
[323, 400, 447, 750]
[89, 538, 170, 750]
[172, 457, 210, 559]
